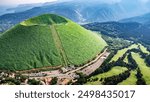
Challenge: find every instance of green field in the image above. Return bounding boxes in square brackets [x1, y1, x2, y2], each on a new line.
[138, 44, 149, 54]
[132, 53, 150, 84]
[110, 44, 138, 62]
[118, 70, 137, 85]
[124, 53, 129, 63]
[86, 66, 128, 85]
[0, 14, 107, 71]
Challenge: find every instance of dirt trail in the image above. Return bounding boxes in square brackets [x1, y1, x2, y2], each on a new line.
[50, 25, 69, 67]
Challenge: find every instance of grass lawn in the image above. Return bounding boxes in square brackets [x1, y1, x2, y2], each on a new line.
[132, 52, 150, 85]
[124, 53, 129, 63]
[118, 70, 137, 85]
[138, 44, 149, 54]
[86, 66, 128, 85]
[110, 44, 138, 62]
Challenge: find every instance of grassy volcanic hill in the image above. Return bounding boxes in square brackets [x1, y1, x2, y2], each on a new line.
[0, 14, 107, 71]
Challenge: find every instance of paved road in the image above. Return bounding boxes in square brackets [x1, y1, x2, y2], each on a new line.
[66, 48, 110, 75]
[80, 52, 110, 76]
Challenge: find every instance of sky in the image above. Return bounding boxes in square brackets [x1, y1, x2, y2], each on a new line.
[0, 0, 57, 5]
[0, 0, 150, 5]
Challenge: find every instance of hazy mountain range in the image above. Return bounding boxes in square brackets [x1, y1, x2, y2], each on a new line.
[1, 0, 150, 23]
[1, 0, 150, 32]
[120, 13, 150, 26]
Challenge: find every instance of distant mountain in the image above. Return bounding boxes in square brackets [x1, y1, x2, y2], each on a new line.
[7, 3, 43, 13]
[0, 2, 124, 23]
[1, 0, 150, 33]
[0, 6, 15, 16]
[120, 12, 150, 25]
[0, 1, 126, 32]
[83, 22, 150, 44]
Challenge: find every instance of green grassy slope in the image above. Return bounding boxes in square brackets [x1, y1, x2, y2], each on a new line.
[20, 14, 68, 25]
[56, 21, 107, 65]
[0, 25, 62, 70]
[0, 14, 107, 71]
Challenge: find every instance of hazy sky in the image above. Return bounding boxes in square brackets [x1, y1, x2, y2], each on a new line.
[0, 0, 150, 5]
[0, 0, 57, 5]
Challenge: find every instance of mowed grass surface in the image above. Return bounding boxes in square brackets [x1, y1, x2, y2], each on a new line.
[86, 66, 128, 85]
[124, 53, 128, 63]
[118, 70, 137, 85]
[0, 14, 107, 71]
[111, 43, 148, 62]
[132, 53, 150, 84]
[110, 44, 138, 62]
[138, 44, 149, 54]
